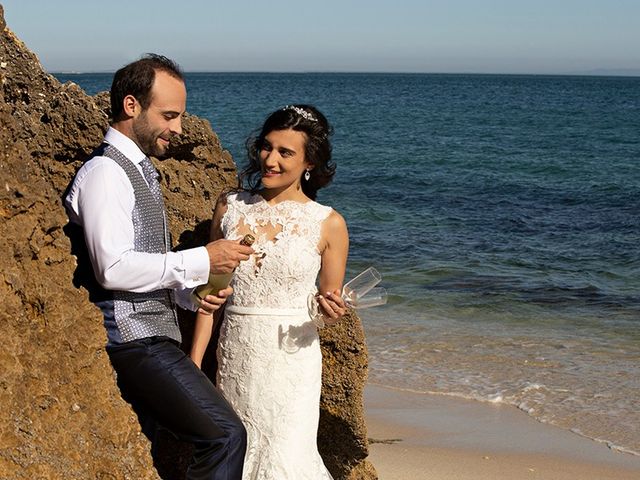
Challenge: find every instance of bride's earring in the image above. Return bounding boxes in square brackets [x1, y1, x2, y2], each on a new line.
[304, 169, 311, 181]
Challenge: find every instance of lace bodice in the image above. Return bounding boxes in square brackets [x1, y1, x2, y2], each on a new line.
[221, 191, 332, 309]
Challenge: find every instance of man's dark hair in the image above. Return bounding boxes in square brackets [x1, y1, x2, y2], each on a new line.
[110, 53, 184, 122]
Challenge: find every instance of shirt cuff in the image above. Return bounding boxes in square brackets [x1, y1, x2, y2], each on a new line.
[175, 286, 199, 312]
[181, 246, 210, 288]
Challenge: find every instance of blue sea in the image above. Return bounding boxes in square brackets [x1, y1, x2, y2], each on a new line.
[56, 72, 640, 456]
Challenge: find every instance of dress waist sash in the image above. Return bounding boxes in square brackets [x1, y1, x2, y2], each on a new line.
[225, 305, 308, 316]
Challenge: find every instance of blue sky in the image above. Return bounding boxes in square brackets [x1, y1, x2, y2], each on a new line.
[2, 0, 639, 74]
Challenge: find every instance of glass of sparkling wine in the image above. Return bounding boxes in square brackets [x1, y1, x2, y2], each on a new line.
[342, 267, 384, 307]
[346, 286, 388, 308]
[303, 267, 388, 331]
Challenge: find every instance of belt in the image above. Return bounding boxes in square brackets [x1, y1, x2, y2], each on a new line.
[225, 305, 308, 316]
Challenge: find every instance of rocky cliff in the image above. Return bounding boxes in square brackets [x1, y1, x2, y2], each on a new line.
[0, 5, 375, 479]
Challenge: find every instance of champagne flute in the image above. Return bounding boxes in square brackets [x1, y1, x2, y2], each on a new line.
[342, 267, 382, 304]
[307, 267, 387, 328]
[346, 287, 387, 309]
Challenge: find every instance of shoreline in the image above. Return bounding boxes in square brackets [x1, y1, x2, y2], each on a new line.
[364, 383, 640, 480]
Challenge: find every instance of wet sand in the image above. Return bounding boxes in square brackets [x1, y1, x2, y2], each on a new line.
[364, 384, 640, 479]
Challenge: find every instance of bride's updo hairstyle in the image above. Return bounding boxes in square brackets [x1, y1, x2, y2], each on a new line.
[240, 104, 335, 200]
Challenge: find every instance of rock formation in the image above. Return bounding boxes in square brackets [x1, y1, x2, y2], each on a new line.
[0, 4, 375, 478]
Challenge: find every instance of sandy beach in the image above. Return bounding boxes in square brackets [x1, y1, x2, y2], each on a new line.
[364, 384, 640, 480]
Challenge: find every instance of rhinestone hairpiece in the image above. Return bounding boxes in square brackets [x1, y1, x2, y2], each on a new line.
[283, 105, 318, 122]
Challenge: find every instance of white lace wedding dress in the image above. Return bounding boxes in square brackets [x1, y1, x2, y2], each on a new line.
[217, 191, 334, 480]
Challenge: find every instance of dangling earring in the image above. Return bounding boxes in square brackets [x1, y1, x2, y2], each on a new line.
[304, 169, 311, 181]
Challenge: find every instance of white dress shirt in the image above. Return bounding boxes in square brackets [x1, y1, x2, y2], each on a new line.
[65, 127, 209, 310]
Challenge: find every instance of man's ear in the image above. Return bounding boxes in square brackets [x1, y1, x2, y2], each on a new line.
[122, 94, 139, 118]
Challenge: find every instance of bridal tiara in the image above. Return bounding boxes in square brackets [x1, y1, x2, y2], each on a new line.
[283, 105, 318, 122]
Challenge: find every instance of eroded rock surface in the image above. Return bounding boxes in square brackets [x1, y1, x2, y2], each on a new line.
[0, 5, 375, 478]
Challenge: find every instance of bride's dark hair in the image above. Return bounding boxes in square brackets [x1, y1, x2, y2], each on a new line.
[239, 105, 335, 200]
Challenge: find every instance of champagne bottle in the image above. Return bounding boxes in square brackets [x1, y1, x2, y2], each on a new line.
[193, 234, 255, 302]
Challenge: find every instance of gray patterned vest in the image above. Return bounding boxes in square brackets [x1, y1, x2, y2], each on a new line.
[98, 144, 181, 343]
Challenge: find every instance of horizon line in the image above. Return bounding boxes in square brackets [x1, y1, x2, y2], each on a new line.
[50, 69, 640, 79]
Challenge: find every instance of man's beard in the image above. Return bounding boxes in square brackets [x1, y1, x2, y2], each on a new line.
[133, 116, 167, 158]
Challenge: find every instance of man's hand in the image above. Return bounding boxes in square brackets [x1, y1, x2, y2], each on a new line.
[205, 239, 254, 274]
[197, 286, 233, 315]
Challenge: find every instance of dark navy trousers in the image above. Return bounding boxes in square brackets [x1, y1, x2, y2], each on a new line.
[107, 337, 246, 480]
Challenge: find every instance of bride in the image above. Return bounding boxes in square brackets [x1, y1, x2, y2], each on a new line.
[190, 105, 349, 479]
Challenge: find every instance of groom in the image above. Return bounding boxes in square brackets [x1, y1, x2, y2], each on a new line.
[65, 54, 252, 479]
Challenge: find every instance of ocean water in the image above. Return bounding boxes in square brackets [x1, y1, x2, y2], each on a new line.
[56, 72, 640, 456]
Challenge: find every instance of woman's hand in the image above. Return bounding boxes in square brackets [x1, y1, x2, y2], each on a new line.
[316, 289, 347, 325]
[197, 286, 233, 315]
